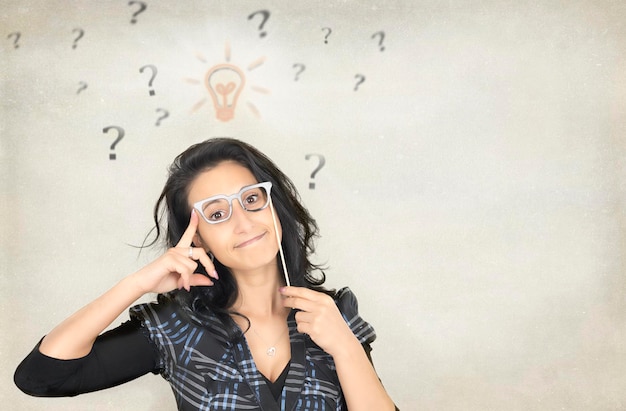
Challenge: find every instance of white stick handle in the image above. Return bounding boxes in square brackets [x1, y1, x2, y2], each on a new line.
[269, 198, 290, 287]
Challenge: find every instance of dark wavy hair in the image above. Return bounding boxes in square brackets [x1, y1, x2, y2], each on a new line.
[146, 138, 332, 327]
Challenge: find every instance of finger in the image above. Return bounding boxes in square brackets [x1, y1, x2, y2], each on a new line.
[169, 250, 213, 290]
[171, 256, 198, 292]
[178, 273, 213, 291]
[279, 286, 320, 301]
[178, 271, 191, 292]
[280, 287, 328, 311]
[194, 249, 219, 280]
[282, 295, 315, 312]
[189, 273, 214, 287]
[175, 210, 199, 248]
[295, 321, 311, 336]
[172, 249, 199, 272]
[294, 310, 313, 324]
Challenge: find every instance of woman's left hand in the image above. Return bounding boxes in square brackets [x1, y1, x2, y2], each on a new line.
[279, 286, 357, 358]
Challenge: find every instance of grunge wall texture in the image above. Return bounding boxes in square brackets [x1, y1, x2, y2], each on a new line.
[2, 1, 626, 409]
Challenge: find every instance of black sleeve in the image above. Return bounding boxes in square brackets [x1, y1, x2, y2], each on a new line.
[14, 319, 160, 397]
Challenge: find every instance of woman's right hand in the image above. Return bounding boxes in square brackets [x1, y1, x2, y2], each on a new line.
[38, 210, 217, 360]
[130, 210, 218, 294]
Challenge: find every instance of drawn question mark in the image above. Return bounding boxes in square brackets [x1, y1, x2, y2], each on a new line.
[293, 63, 305, 81]
[76, 81, 88, 94]
[322, 27, 332, 44]
[72, 28, 84, 49]
[7, 32, 20, 49]
[155, 108, 169, 126]
[128, 1, 147, 24]
[248, 10, 270, 38]
[305, 154, 326, 190]
[371, 31, 385, 51]
[102, 126, 125, 160]
[354, 74, 366, 91]
[139, 64, 157, 96]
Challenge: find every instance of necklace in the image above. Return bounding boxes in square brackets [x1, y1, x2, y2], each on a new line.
[252, 325, 288, 357]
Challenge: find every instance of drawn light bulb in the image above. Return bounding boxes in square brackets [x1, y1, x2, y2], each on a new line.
[205, 63, 246, 122]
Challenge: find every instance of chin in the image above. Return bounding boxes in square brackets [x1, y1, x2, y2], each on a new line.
[226, 248, 280, 272]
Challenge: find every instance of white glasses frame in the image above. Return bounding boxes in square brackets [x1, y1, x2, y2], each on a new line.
[192, 181, 273, 225]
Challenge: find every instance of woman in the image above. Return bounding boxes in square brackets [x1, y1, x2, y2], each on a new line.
[14, 137, 396, 410]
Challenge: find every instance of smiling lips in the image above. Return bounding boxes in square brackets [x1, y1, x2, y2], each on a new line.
[235, 232, 266, 248]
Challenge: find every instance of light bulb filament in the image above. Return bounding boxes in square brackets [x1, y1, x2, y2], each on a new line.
[216, 82, 236, 107]
[205, 64, 245, 122]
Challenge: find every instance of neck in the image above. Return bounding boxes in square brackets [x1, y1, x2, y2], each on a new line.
[231, 265, 287, 319]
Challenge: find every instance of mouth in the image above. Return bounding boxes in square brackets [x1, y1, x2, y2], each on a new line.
[235, 232, 266, 248]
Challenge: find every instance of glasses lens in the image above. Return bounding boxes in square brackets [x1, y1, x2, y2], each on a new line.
[198, 184, 270, 224]
[241, 185, 269, 211]
[201, 198, 231, 223]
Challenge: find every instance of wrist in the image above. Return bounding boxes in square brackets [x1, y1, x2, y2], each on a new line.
[120, 273, 151, 299]
[328, 332, 363, 361]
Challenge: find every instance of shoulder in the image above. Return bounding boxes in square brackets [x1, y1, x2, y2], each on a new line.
[128, 298, 182, 356]
[129, 297, 178, 328]
[334, 287, 377, 345]
[129, 297, 231, 344]
[129, 297, 234, 378]
[333, 287, 362, 317]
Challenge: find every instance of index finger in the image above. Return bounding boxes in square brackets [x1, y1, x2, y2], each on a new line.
[279, 286, 322, 301]
[176, 210, 199, 248]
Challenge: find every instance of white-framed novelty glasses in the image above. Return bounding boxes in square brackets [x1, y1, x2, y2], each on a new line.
[193, 182, 273, 225]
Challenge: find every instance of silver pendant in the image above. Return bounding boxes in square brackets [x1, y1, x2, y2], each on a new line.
[266, 346, 276, 357]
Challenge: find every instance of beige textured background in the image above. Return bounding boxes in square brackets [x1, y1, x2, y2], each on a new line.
[2, 1, 626, 409]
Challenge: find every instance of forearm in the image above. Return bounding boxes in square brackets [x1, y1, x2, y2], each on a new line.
[333, 337, 395, 411]
[15, 320, 159, 397]
[39, 275, 146, 359]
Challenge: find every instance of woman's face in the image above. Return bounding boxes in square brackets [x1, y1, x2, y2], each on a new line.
[187, 161, 281, 275]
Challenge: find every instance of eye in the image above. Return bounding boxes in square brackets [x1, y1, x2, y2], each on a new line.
[241, 187, 267, 211]
[209, 211, 226, 221]
[244, 193, 260, 204]
[202, 200, 230, 222]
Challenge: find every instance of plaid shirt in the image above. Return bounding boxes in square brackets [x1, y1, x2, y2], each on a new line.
[129, 287, 376, 411]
